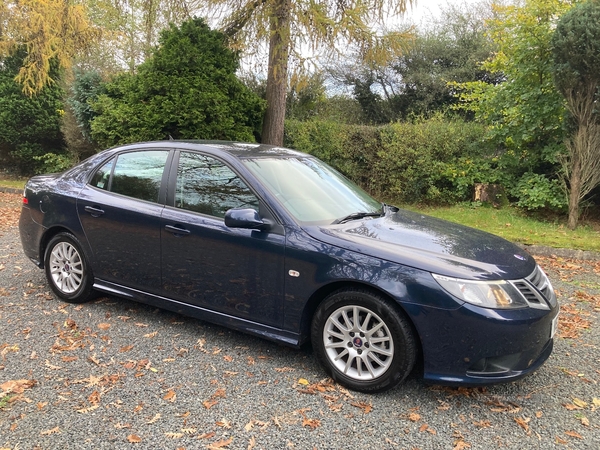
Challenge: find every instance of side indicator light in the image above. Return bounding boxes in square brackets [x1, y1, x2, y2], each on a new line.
[23, 197, 28, 205]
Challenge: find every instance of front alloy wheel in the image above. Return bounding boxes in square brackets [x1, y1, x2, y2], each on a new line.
[312, 289, 416, 393]
[323, 305, 394, 381]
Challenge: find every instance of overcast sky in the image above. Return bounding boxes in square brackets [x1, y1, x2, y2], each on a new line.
[404, 0, 490, 25]
[408, 0, 448, 19]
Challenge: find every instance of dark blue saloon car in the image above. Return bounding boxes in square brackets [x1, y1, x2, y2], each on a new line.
[19, 141, 559, 392]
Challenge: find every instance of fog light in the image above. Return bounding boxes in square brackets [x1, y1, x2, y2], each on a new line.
[467, 353, 521, 375]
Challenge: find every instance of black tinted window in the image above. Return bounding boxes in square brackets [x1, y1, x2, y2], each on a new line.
[89, 158, 114, 190]
[108, 151, 168, 202]
[176, 152, 259, 217]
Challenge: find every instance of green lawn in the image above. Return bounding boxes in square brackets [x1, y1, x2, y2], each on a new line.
[0, 177, 26, 190]
[406, 203, 600, 252]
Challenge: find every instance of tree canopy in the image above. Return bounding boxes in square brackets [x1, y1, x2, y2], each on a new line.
[391, 4, 497, 120]
[2, 0, 414, 144]
[552, 0, 600, 94]
[326, 3, 497, 123]
[452, 0, 575, 211]
[0, 0, 100, 95]
[206, 0, 413, 144]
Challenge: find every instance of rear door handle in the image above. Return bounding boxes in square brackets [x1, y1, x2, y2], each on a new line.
[164, 224, 190, 236]
[84, 206, 105, 217]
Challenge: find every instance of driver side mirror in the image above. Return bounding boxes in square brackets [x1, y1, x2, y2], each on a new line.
[224, 208, 271, 231]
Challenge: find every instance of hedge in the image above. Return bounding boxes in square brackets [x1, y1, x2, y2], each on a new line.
[284, 117, 495, 205]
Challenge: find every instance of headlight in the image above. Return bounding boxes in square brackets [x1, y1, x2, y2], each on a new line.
[432, 274, 528, 309]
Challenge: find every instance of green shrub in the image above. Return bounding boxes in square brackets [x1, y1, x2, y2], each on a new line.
[285, 116, 575, 211]
[7, 142, 75, 175]
[511, 172, 567, 211]
[33, 152, 75, 173]
[0, 50, 68, 175]
[285, 117, 494, 204]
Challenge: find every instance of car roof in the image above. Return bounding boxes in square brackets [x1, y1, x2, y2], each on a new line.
[117, 140, 310, 159]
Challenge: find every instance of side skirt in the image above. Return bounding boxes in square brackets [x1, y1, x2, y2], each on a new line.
[93, 279, 301, 348]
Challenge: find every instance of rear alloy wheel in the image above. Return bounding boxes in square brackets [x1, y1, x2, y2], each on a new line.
[311, 289, 416, 393]
[44, 233, 95, 303]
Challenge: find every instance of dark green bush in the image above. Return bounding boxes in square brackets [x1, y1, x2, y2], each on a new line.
[0, 50, 68, 175]
[91, 18, 265, 147]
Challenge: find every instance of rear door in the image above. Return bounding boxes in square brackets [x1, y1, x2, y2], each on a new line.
[160, 151, 286, 327]
[77, 149, 171, 293]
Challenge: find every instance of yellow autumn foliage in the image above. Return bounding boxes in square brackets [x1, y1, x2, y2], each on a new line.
[0, 0, 101, 95]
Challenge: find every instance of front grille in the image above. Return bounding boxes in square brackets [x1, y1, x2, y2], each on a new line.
[512, 280, 544, 305]
[510, 265, 557, 309]
[527, 265, 557, 308]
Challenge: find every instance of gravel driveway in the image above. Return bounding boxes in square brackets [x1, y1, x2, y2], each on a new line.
[1, 192, 599, 449]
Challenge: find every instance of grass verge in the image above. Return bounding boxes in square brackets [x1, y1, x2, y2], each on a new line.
[0, 177, 26, 190]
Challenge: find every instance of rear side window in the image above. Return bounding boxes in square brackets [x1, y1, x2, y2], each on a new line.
[89, 151, 169, 203]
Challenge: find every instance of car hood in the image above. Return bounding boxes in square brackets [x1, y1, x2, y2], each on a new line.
[304, 208, 535, 280]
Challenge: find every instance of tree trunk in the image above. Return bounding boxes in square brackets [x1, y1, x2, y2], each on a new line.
[567, 154, 581, 230]
[261, 0, 290, 146]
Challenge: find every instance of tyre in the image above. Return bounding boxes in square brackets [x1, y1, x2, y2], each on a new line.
[44, 232, 95, 303]
[311, 288, 416, 393]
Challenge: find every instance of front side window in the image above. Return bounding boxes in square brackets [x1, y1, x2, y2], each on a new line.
[175, 152, 259, 218]
[89, 151, 169, 203]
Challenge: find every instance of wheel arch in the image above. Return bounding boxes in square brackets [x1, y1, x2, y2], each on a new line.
[299, 281, 423, 358]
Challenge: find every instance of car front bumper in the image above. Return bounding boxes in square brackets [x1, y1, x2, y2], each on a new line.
[402, 300, 559, 386]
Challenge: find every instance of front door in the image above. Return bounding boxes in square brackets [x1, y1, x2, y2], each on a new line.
[160, 151, 285, 327]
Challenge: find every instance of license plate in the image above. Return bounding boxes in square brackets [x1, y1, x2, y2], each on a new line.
[551, 313, 559, 339]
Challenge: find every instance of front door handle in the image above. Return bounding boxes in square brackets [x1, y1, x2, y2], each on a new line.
[164, 224, 190, 236]
[84, 205, 105, 217]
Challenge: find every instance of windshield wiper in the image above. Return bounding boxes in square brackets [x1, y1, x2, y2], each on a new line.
[332, 210, 383, 225]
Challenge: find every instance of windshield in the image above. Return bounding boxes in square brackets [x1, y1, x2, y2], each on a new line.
[243, 157, 381, 224]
